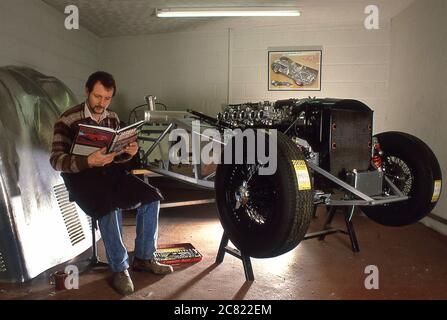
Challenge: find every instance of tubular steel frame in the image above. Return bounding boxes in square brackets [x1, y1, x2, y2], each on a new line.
[138, 110, 410, 281]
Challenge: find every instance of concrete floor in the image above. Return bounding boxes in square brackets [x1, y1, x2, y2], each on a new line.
[1, 184, 447, 300]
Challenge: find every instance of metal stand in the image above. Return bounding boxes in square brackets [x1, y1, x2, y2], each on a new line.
[215, 205, 360, 281]
[304, 205, 360, 252]
[89, 219, 108, 269]
[215, 233, 254, 282]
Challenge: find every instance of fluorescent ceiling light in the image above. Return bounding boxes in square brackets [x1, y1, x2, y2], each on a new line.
[156, 7, 301, 18]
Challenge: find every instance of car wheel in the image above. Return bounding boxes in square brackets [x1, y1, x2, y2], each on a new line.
[215, 131, 314, 258]
[361, 131, 442, 226]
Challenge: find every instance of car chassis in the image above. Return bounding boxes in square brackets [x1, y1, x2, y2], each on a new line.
[136, 97, 441, 260]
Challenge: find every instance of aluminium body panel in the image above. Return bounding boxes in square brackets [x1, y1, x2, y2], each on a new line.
[0, 66, 94, 283]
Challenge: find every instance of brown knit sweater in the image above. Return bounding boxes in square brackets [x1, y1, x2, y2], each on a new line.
[50, 103, 120, 173]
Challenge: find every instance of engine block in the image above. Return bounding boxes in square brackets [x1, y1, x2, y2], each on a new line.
[217, 101, 294, 127]
[216, 98, 374, 178]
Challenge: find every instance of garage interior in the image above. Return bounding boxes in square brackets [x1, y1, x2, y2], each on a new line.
[0, 0, 446, 300]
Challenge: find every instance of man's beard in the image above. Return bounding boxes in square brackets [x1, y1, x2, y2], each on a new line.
[87, 101, 105, 115]
[92, 105, 105, 114]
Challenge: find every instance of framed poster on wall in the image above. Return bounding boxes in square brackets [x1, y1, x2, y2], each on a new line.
[268, 49, 322, 91]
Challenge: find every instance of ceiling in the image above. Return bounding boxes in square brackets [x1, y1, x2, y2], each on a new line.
[42, 0, 414, 37]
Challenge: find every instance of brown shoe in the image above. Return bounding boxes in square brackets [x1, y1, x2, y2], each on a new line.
[112, 269, 134, 295]
[133, 257, 174, 275]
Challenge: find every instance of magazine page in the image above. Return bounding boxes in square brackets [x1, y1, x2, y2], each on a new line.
[108, 121, 145, 153]
[71, 125, 115, 156]
[116, 120, 145, 133]
[109, 132, 138, 154]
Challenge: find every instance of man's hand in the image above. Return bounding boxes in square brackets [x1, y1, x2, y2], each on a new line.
[124, 142, 139, 157]
[87, 147, 116, 167]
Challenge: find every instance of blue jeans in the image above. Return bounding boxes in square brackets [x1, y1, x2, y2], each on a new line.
[98, 201, 160, 273]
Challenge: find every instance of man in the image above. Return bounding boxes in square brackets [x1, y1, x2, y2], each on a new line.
[50, 71, 173, 296]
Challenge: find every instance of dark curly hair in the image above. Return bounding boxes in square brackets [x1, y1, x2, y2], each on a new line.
[85, 71, 116, 96]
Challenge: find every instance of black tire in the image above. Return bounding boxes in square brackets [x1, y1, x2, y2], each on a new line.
[215, 131, 313, 258]
[361, 131, 442, 226]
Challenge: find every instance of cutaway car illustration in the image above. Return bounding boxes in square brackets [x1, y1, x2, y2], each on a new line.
[78, 131, 110, 143]
[271, 56, 319, 86]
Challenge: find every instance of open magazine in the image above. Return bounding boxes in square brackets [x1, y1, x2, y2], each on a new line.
[70, 120, 145, 156]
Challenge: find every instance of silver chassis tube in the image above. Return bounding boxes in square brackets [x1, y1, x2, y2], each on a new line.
[139, 111, 409, 205]
[140, 114, 217, 190]
[306, 161, 409, 206]
[144, 166, 215, 190]
[141, 123, 174, 161]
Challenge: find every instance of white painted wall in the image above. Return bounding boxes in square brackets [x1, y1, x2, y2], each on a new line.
[387, 0, 447, 234]
[102, 30, 229, 121]
[229, 24, 391, 133]
[0, 0, 101, 102]
[104, 23, 392, 131]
